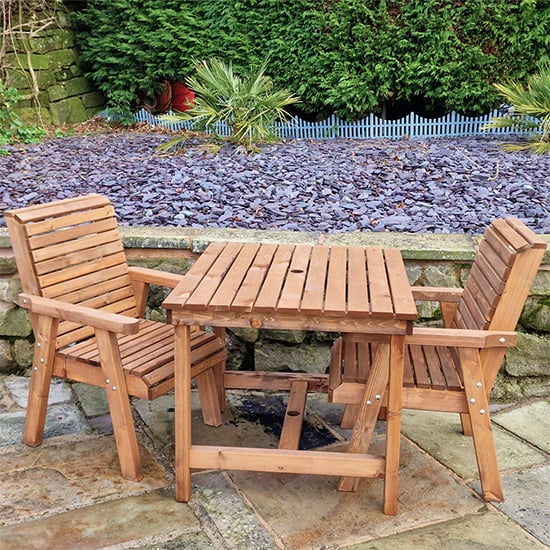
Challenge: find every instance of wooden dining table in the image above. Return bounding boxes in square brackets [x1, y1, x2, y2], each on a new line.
[163, 241, 417, 515]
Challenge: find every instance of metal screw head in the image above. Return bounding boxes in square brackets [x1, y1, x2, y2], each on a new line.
[375, 394, 381, 400]
[105, 379, 110, 384]
[112, 386, 117, 391]
[470, 398, 476, 404]
[476, 382, 482, 388]
[40, 358, 45, 363]
[499, 337, 506, 343]
[36, 342, 41, 348]
[480, 409, 486, 415]
[366, 400, 372, 406]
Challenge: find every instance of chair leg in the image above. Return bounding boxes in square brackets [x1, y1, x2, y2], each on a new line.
[195, 369, 223, 427]
[338, 342, 391, 493]
[459, 348, 503, 501]
[213, 327, 227, 412]
[340, 404, 359, 429]
[95, 329, 143, 482]
[23, 315, 58, 447]
[460, 413, 473, 436]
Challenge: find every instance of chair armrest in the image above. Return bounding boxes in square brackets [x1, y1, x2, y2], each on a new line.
[128, 266, 185, 289]
[406, 326, 517, 348]
[411, 286, 463, 302]
[19, 293, 140, 335]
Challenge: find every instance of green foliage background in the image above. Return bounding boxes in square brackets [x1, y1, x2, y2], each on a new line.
[73, 0, 550, 120]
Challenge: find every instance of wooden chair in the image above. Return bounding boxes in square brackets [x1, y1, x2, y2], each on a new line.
[5, 194, 227, 482]
[328, 217, 547, 501]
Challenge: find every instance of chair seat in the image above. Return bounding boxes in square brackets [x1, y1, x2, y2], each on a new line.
[329, 337, 465, 403]
[54, 320, 226, 400]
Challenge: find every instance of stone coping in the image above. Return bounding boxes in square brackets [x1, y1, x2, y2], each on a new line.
[0, 226, 549, 263]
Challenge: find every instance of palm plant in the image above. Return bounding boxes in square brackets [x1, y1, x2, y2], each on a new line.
[158, 59, 300, 152]
[482, 64, 550, 154]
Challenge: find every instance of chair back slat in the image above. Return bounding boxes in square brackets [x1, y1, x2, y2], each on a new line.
[5, 194, 138, 349]
[454, 218, 546, 331]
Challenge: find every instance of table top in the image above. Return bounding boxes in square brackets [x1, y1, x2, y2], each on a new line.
[164, 242, 417, 334]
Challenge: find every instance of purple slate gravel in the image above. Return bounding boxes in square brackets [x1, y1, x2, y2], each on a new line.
[1, 133, 549, 234]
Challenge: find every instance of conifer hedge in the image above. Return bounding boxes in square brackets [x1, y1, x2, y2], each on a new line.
[73, 0, 550, 120]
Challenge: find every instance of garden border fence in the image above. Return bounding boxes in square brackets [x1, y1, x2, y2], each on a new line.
[129, 108, 530, 140]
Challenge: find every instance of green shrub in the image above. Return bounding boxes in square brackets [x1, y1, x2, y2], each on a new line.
[159, 58, 299, 152]
[0, 82, 46, 153]
[482, 64, 550, 154]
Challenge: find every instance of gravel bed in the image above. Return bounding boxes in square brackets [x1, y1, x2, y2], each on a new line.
[1, 132, 548, 234]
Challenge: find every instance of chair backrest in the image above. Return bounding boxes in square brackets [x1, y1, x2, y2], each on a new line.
[5, 194, 139, 349]
[453, 217, 547, 332]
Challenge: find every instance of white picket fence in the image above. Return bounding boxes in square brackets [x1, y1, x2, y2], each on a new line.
[130, 108, 527, 140]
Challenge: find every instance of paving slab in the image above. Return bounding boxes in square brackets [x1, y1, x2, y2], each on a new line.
[0, 490, 199, 550]
[226, 437, 481, 550]
[72, 382, 110, 418]
[4, 375, 73, 408]
[344, 511, 546, 549]
[0, 403, 90, 447]
[492, 400, 550, 454]
[400, 409, 547, 480]
[0, 433, 169, 525]
[190, 471, 280, 549]
[472, 464, 550, 547]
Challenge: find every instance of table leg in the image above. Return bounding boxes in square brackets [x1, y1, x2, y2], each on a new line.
[174, 324, 192, 502]
[338, 342, 390, 492]
[383, 334, 405, 516]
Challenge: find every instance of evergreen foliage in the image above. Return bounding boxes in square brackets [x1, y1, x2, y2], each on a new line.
[73, 0, 550, 119]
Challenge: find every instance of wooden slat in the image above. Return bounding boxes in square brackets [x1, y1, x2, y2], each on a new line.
[231, 243, 277, 311]
[44, 264, 132, 303]
[209, 243, 261, 310]
[277, 245, 311, 312]
[34, 240, 124, 278]
[490, 218, 530, 253]
[32, 228, 121, 265]
[28, 215, 117, 249]
[279, 380, 309, 450]
[436, 346, 462, 391]
[253, 244, 294, 311]
[423, 346, 446, 390]
[300, 246, 329, 314]
[505, 217, 547, 248]
[164, 241, 227, 308]
[55, 275, 136, 305]
[366, 248, 393, 317]
[384, 248, 417, 319]
[409, 345, 430, 388]
[185, 242, 243, 309]
[347, 247, 370, 315]
[39, 254, 129, 291]
[13, 194, 110, 225]
[324, 246, 348, 314]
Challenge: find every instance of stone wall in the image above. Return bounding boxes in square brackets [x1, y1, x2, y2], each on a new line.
[3, 7, 104, 125]
[0, 227, 548, 401]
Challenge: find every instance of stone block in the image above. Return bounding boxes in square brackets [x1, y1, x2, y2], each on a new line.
[520, 296, 550, 332]
[420, 263, 462, 288]
[0, 277, 22, 303]
[49, 97, 88, 125]
[505, 332, 550, 377]
[81, 91, 105, 108]
[254, 340, 330, 374]
[63, 77, 94, 96]
[27, 30, 75, 53]
[262, 329, 307, 344]
[13, 339, 33, 368]
[0, 340, 14, 371]
[5, 53, 50, 70]
[229, 327, 260, 343]
[0, 255, 17, 275]
[47, 48, 76, 69]
[0, 304, 32, 337]
[531, 269, 550, 296]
